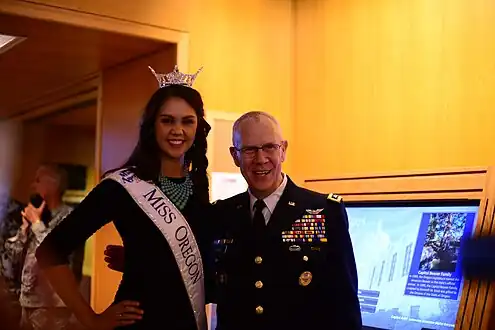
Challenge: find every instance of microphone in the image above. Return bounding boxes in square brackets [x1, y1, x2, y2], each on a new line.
[29, 194, 52, 226]
[29, 194, 44, 208]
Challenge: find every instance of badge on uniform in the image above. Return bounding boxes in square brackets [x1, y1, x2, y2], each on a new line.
[213, 238, 234, 254]
[289, 244, 301, 252]
[214, 238, 234, 245]
[299, 271, 313, 286]
[218, 273, 227, 284]
[281, 209, 328, 243]
[305, 208, 323, 215]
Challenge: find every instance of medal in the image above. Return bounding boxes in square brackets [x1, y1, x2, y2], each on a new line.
[299, 271, 313, 286]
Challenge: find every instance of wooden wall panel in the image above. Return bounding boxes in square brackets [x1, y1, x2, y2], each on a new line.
[305, 167, 487, 202]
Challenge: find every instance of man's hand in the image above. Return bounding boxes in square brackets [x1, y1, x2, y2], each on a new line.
[20, 217, 30, 234]
[104, 245, 125, 272]
[21, 202, 46, 225]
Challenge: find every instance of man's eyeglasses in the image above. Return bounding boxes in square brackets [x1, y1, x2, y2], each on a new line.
[234, 143, 283, 157]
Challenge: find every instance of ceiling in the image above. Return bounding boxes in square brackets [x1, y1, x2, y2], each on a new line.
[41, 101, 97, 128]
[0, 12, 171, 120]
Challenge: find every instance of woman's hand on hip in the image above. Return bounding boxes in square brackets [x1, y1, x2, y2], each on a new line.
[91, 300, 143, 329]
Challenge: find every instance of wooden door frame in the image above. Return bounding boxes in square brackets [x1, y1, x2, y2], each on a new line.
[205, 110, 241, 174]
[1, 0, 190, 310]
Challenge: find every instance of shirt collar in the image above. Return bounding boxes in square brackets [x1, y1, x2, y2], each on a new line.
[248, 173, 288, 215]
[51, 203, 72, 217]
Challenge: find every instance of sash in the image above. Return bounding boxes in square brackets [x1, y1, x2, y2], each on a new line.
[105, 168, 207, 330]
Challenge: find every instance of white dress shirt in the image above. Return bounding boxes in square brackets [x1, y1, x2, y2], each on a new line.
[248, 173, 288, 224]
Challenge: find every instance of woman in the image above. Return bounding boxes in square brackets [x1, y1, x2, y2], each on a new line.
[36, 66, 212, 330]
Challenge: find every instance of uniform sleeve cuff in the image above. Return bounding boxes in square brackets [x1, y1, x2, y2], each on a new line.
[31, 220, 47, 235]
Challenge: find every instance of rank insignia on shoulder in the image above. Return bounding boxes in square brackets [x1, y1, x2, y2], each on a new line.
[306, 208, 324, 215]
[327, 193, 343, 203]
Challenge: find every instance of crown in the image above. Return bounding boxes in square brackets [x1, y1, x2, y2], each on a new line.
[148, 65, 203, 88]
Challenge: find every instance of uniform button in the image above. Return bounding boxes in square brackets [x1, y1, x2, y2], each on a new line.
[255, 256, 263, 264]
[255, 280, 263, 289]
[303, 255, 309, 261]
[255, 305, 264, 314]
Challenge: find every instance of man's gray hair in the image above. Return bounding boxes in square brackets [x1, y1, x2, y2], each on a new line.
[232, 111, 281, 146]
[40, 163, 69, 195]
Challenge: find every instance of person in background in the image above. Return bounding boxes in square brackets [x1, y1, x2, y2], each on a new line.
[460, 235, 495, 329]
[0, 197, 25, 329]
[5, 164, 76, 330]
[461, 235, 495, 279]
[36, 65, 215, 330]
[211, 111, 362, 330]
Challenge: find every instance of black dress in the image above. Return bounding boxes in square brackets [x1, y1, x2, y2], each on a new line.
[36, 177, 214, 330]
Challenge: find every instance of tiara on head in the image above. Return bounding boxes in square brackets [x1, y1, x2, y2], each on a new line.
[148, 65, 203, 88]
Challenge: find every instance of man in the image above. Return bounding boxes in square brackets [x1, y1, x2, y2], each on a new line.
[104, 111, 362, 329]
[5, 164, 80, 330]
[211, 111, 361, 330]
[0, 197, 25, 329]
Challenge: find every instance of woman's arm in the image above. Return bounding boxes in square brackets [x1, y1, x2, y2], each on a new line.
[36, 179, 142, 329]
[42, 265, 142, 329]
[44, 265, 96, 326]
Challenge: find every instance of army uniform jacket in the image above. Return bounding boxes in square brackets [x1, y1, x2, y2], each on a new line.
[0, 198, 25, 306]
[5, 204, 74, 308]
[212, 177, 362, 330]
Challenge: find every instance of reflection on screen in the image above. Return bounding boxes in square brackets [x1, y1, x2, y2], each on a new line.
[346, 203, 479, 330]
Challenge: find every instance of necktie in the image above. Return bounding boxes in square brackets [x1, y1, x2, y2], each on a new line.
[253, 199, 267, 237]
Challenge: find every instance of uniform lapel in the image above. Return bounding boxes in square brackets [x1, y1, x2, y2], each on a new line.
[266, 177, 305, 233]
[232, 191, 252, 232]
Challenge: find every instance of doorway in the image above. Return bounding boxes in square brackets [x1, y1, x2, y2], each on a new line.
[0, 11, 178, 314]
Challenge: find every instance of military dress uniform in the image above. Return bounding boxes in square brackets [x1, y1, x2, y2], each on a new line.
[212, 176, 362, 330]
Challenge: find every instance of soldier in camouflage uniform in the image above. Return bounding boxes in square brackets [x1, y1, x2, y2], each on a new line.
[0, 197, 26, 329]
[5, 164, 76, 330]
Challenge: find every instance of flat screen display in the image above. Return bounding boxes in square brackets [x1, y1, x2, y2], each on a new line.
[346, 200, 479, 330]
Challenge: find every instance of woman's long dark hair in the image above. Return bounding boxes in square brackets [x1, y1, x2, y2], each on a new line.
[114, 85, 210, 204]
